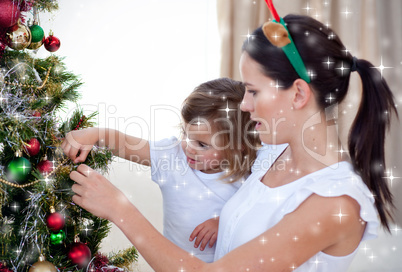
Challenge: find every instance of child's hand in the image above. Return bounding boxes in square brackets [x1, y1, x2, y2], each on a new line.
[61, 128, 99, 163]
[189, 217, 219, 251]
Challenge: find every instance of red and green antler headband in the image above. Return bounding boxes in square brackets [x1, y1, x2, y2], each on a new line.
[263, 0, 311, 83]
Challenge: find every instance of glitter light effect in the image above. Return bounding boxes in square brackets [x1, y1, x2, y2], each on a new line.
[242, 29, 256, 42]
[219, 101, 237, 118]
[341, 7, 353, 19]
[371, 57, 393, 78]
[383, 169, 401, 187]
[333, 208, 348, 223]
[19, 0, 398, 271]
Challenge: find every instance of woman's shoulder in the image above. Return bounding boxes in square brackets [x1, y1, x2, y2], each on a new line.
[305, 161, 372, 198]
[288, 161, 379, 241]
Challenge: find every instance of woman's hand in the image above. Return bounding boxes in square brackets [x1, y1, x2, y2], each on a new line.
[62, 128, 100, 163]
[70, 164, 129, 221]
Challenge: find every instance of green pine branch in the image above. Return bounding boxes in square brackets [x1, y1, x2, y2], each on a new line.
[32, 0, 59, 12]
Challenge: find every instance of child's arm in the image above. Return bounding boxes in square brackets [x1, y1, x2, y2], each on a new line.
[62, 127, 150, 165]
[189, 217, 219, 251]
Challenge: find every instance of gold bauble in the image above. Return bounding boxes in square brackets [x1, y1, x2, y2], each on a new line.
[28, 255, 57, 272]
[6, 19, 32, 50]
[27, 38, 44, 50]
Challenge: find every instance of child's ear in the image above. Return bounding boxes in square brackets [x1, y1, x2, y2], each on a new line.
[291, 79, 312, 110]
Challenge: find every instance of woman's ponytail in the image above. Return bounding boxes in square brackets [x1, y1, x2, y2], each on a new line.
[348, 58, 398, 231]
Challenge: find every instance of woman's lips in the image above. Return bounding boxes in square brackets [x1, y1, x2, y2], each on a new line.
[255, 122, 262, 130]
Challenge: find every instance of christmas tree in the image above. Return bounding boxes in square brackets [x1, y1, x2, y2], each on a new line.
[0, 1, 137, 271]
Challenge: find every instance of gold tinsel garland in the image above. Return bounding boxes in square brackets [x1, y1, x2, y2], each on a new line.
[2, 66, 52, 90]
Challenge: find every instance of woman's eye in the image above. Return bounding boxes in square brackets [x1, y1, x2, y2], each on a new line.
[247, 90, 257, 96]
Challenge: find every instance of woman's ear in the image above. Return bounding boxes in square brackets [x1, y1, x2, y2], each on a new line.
[291, 79, 312, 110]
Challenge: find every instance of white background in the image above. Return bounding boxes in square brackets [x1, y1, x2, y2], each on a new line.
[33, 0, 401, 271]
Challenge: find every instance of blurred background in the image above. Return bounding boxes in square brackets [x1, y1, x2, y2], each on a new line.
[36, 0, 401, 271]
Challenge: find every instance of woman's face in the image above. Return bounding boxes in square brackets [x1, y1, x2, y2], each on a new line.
[239, 52, 293, 145]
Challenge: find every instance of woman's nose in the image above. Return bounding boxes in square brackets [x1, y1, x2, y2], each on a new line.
[240, 94, 253, 112]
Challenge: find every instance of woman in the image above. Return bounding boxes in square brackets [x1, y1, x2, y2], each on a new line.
[67, 14, 396, 271]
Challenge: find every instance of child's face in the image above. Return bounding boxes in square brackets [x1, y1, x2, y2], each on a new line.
[181, 122, 227, 174]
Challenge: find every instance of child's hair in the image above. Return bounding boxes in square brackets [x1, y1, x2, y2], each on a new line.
[242, 14, 397, 231]
[181, 77, 260, 182]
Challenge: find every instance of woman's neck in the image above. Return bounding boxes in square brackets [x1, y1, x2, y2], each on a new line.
[286, 113, 345, 173]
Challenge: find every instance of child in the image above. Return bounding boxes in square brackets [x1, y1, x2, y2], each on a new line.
[62, 77, 260, 262]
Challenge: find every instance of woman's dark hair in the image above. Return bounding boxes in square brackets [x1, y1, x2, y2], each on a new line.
[242, 14, 397, 230]
[181, 78, 260, 182]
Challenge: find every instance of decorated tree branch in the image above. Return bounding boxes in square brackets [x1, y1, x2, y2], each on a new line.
[0, 1, 138, 271]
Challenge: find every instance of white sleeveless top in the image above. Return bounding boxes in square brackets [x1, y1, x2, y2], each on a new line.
[214, 144, 379, 271]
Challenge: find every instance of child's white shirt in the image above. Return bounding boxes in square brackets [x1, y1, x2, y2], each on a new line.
[150, 137, 243, 263]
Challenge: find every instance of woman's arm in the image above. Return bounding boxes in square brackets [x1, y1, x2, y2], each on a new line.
[62, 127, 150, 165]
[70, 164, 206, 271]
[212, 194, 365, 270]
[70, 164, 364, 271]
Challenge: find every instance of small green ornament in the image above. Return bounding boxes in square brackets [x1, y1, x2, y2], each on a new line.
[29, 24, 45, 43]
[7, 157, 32, 183]
[50, 230, 66, 245]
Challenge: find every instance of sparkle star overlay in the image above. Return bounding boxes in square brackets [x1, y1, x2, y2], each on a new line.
[383, 169, 401, 187]
[333, 208, 348, 223]
[371, 57, 393, 78]
[219, 101, 237, 118]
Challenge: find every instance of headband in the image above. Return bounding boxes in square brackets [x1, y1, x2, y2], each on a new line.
[262, 0, 311, 83]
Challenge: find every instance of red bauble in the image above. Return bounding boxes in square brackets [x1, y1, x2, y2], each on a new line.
[25, 138, 40, 156]
[0, 0, 20, 28]
[68, 242, 91, 268]
[44, 34, 60, 52]
[37, 159, 53, 174]
[92, 253, 109, 270]
[46, 210, 65, 232]
[33, 110, 41, 118]
[0, 261, 14, 272]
